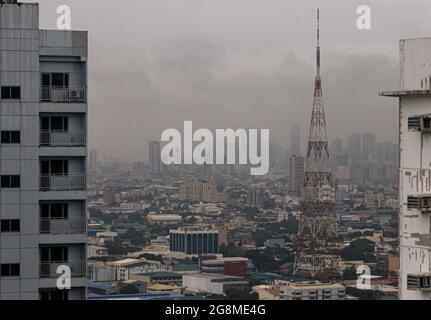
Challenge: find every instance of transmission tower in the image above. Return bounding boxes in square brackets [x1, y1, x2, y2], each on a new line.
[293, 9, 342, 280]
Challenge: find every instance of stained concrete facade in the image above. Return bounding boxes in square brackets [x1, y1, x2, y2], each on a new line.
[0, 2, 87, 300]
[381, 38, 431, 300]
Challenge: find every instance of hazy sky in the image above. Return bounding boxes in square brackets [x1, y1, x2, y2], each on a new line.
[24, 0, 431, 161]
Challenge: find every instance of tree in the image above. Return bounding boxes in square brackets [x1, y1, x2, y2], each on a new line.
[342, 266, 358, 280]
[219, 244, 244, 257]
[340, 239, 375, 262]
[119, 284, 139, 294]
[345, 287, 385, 300]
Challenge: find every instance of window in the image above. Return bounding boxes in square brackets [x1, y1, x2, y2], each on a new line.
[40, 289, 68, 301]
[40, 203, 68, 219]
[0, 219, 20, 232]
[41, 246, 68, 262]
[41, 73, 69, 88]
[40, 160, 68, 175]
[1, 175, 20, 188]
[40, 117, 68, 132]
[0, 264, 20, 277]
[1, 131, 20, 144]
[1, 86, 20, 100]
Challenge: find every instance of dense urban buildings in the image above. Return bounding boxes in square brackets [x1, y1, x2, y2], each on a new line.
[0, 1, 87, 300]
[381, 38, 431, 300]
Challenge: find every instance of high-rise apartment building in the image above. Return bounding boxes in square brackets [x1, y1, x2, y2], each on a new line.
[0, 2, 87, 300]
[288, 155, 304, 196]
[381, 38, 431, 300]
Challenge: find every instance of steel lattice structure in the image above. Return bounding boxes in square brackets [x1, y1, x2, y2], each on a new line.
[293, 10, 342, 280]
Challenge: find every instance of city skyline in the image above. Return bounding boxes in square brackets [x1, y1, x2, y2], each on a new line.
[22, 0, 431, 160]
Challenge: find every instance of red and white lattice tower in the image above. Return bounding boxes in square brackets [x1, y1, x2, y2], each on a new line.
[293, 9, 342, 280]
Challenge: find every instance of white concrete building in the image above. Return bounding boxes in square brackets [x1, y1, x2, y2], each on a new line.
[182, 273, 249, 295]
[279, 282, 346, 300]
[381, 38, 431, 300]
[0, 1, 87, 300]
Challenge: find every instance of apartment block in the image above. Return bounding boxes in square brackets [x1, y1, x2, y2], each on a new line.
[0, 1, 87, 300]
[381, 38, 431, 300]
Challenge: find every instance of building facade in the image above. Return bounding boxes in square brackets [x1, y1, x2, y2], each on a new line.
[279, 282, 346, 300]
[0, 2, 87, 300]
[179, 180, 222, 203]
[148, 140, 161, 174]
[381, 38, 431, 300]
[288, 155, 304, 196]
[170, 225, 219, 255]
[246, 186, 264, 208]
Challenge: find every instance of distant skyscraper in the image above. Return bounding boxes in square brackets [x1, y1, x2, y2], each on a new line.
[148, 140, 161, 174]
[289, 155, 304, 196]
[291, 125, 301, 156]
[362, 133, 376, 161]
[247, 186, 265, 209]
[331, 137, 343, 157]
[348, 133, 362, 164]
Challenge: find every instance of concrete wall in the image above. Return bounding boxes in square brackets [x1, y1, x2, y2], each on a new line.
[399, 39, 431, 300]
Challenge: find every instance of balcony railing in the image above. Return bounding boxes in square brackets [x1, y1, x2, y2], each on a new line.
[40, 174, 86, 191]
[40, 86, 86, 103]
[40, 260, 86, 278]
[40, 130, 86, 147]
[40, 217, 86, 235]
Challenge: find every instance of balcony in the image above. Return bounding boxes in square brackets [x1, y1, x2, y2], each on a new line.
[40, 130, 86, 147]
[40, 217, 86, 235]
[40, 174, 86, 191]
[40, 86, 86, 103]
[40, 260, 86, 278]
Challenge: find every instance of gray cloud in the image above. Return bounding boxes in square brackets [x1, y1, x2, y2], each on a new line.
[24, 0, 431, 160]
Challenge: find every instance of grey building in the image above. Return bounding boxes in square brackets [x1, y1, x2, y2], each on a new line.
[247, 186, 264, 208]
[0, 1, 87, 300]
[170, 225, 219, 255]
[288, 155, 304, 196]
[290, 125, 301, 156]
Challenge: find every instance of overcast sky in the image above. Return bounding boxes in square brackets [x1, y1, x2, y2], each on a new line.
[24, 0, 431, 161]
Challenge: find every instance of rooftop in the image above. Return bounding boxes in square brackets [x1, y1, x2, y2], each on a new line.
[282, 282, 345, 290]
[379, 90, 431, 97]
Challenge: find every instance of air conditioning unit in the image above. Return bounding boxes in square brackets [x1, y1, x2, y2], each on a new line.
[420, 116, 431, 133]
[407, 195, 431, 213]
[407, 273, 431, 291]
[408, 115, 431, 132]
[70, 90, 82, 100]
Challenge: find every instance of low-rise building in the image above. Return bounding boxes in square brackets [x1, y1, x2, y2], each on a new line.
[279, 282, 346, 300]
[183, 273, 249, 295]
[200, 257, 254, 277]
[130, 272, 183, 286]
[107, 258, 171, 281]
[88, 245, 109, 258]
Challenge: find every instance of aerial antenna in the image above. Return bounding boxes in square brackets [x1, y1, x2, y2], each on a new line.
[316, 9, 321, 76]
